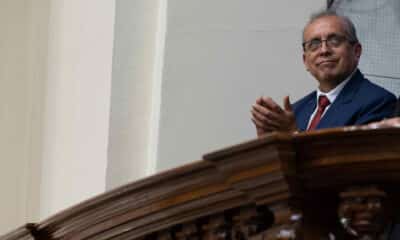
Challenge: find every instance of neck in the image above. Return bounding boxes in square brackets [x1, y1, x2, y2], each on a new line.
[318, 68, 357, 93]
[319, 79, 343, 93]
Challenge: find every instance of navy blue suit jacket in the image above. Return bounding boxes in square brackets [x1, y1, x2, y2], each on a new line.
[292, 69, 397, 131]
[394, 97, 400, 116]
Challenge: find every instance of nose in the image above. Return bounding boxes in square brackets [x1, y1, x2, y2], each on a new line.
[319, 40, 331, 54]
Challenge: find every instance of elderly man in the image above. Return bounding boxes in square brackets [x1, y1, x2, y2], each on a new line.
[251, 11, 396, 136]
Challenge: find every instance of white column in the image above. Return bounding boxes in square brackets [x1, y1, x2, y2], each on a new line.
[106, 0, 166, 189]
[24, 0, 51, 224]
[0, 0, 31, 233]
[39, 0, 115, 219]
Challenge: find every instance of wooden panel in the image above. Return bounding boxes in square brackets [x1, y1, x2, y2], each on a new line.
[2, 128, 400, 240]
[0, 225, 36, 240]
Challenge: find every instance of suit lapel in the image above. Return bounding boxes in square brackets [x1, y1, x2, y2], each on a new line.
[297, 93, 317, 131]
[317, 70, 363, 129]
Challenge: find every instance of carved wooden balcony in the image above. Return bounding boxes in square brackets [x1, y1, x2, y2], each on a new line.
[2, 127, 400, 240]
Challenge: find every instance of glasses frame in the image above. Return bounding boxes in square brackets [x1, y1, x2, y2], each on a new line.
[302, 34, 355, 52]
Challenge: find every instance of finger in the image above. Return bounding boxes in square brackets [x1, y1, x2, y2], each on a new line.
[251, 117, 267, 129]
[252, 103, 270, 116]
[252, 118, 278, 131]
[262, 97, 284, 114]
[255, 97, 264, 105]
[253, 101, 281, 116]
[252, 106, 286, 128]
[251, 108, 267, 122]
[254, 113, 282, 130]
[253, 102, 287, 123]
[384, 117, 400, 127]
[251, 110, 281, 130]
[283, 95, 293, 112]
[251, 116, 276, 131]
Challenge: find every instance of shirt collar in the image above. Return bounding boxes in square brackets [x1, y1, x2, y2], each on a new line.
[316, 68, 357, 104]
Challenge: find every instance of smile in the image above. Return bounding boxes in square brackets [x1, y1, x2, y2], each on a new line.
[317, 60, 337, 66]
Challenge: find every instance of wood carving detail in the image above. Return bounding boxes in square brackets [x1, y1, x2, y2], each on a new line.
[338, 186, 388, 240]
[231, 206, 273, 239]
[260, 207, 302, 240]
[3, 129, 400, 240]
[155, 206, 274, 240]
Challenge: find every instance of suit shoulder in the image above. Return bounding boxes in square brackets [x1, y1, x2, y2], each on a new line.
[358, 78, 396, 100]
[292, 91, 316, 110]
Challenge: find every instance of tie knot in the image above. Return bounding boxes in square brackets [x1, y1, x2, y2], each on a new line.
[318, 95, 330, 108]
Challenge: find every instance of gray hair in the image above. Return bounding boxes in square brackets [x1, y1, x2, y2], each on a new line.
[302, 10, 359, 44]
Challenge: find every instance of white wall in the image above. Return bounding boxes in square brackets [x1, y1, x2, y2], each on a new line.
[39, 0, 115, 219]
[156, 0, 325, 170]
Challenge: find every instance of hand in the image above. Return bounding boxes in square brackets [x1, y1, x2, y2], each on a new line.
[251, 96, 298, 137]
[365, 117, 400, 129]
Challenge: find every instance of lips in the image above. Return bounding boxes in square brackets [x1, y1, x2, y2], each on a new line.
[317, 59, 337, 66]
[317, 59, 338, 67]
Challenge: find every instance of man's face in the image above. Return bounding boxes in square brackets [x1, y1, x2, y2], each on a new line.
[302, 16, 362, 89]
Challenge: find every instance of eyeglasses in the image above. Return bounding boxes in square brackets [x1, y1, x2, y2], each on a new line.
[302, 34, 353, 52]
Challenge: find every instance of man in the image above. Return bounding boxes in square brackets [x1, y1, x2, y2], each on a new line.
[251, 11, 396, 137]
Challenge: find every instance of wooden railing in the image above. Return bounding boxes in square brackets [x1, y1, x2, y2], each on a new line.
[2, 127, 400, 240]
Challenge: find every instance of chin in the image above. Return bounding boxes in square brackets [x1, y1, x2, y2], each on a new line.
[319, 72, 348, 87]
[317, 72, 336, 81]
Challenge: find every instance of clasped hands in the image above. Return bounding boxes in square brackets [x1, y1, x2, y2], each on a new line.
[251, 96, 299, 137]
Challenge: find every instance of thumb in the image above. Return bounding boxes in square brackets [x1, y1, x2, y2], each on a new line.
[283, 95, 293, 112]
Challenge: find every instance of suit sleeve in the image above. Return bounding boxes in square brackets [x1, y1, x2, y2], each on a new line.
[354, 93, 397, 125]
[394, 97, 400, 117]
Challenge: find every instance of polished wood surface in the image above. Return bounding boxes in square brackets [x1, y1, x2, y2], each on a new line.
[0, 224, 36, 240]
[2, 127, 400, 240]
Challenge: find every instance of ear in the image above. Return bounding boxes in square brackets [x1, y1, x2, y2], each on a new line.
[303, 53, 309, 71]
[354, 43, 362, 60]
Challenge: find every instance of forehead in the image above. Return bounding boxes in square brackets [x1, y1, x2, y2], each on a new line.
[303, 16, 346, 40]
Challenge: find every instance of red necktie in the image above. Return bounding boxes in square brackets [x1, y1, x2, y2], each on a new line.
[307, 95, 330, 130]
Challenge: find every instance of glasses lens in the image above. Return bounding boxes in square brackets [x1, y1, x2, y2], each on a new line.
[327, 35, 345, 47]
[307, 39, 321, 51]
[304, 35, 348, 51]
